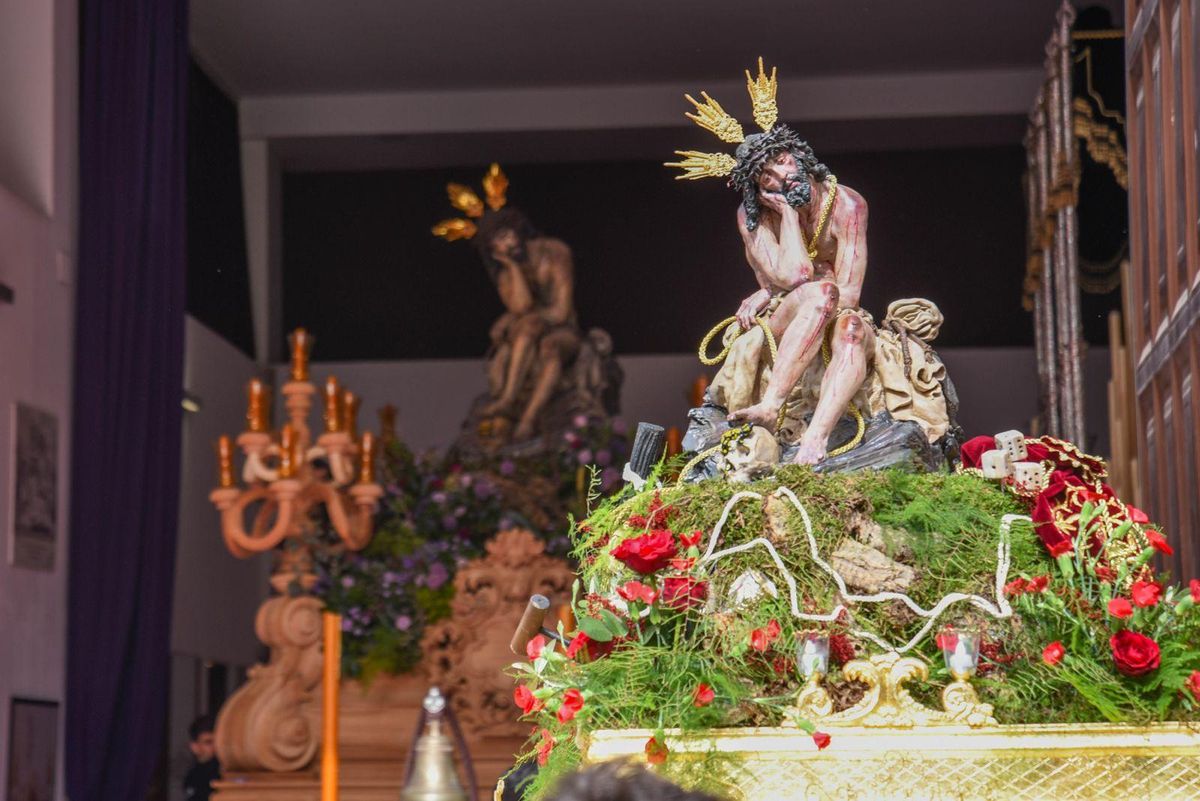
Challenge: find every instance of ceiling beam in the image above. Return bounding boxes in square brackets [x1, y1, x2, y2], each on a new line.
[239, 67, 1043, 140]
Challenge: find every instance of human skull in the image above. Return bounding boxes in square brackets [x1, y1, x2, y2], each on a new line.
[719, 425, 781, 483]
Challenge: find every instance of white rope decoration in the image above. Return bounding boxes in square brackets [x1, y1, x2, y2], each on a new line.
[697, 486, 1030, 653]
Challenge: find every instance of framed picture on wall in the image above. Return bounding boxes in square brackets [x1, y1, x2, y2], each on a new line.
[9, 403, 58, 571]
[6, 698, 58, 801]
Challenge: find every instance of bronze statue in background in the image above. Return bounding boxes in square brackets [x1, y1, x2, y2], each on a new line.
[433, 165, 620, 451]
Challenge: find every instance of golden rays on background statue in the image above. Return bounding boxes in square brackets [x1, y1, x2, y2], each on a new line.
[665, 56, 780, 180]
[432, 163, 509, 241]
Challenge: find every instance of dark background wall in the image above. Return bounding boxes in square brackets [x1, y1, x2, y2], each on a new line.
[281, 145, 1035, 360]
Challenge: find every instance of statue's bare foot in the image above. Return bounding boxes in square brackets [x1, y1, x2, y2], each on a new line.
[791, 440, 827, 465]
[728, 402, 780, 430]
[480, 397, 513, 417]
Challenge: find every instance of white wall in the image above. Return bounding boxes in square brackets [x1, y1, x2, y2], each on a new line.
[0, 0, 77, 797]
[284, 348, 1112, 458]
[168, 317, 271, 800]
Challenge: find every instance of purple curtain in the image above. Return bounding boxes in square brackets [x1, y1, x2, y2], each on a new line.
[67, 1, 188, 799]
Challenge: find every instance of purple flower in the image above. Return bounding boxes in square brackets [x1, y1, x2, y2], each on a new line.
[500, 459, 516, 476]
[459, 473, 473, 488]
[394, 615, 413, 631]
[341, 575, 356, 588]
[595, 449, 612, 467]
[454, 505, 466, 518]
[473, 480, 494, 500]
[601, 467, 620, 491]
[427, 562, 450, 590]
[430, 491, 448, 505]
[612, 417, 627, 435]
[577, 448, 594, 465]
[573, 414, 589, 429]
[341, 618, 353, 632]
[441, 514, 458, 530]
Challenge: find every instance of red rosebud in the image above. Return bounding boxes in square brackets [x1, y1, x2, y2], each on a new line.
[1192, 579, 1200, 603]
[679, 530, 703, 549]
[1145, 530, 1174, 556]
[537, 729, 555, 766]
[1026, 575, 1050, 593]
[513, 685, 542, 715]
[812, 731, 832, 750]
[1107, 597, 1134, 619]
[611, 530, 678, 575]
[645, 735, 669, 765]
[1127, 506, 1150, 524]
[1047, 539, 1074, 558]
[1186, 670, 1200, 702]
[935, 631, 959, 651]
[668, 556, 697, 572]
[1095, 565, 1117, 582]
[1130, 580, 1162, 608]
[1042, 641, 1066, 666]
[566, 631, 615, 662]
[1003, 578, 1027, 596]
[525, 634, 547, 661]
[692, 683, 715, 707]
[557, 688, 585, 723]
[1110, 630, 1161, 676]
[750, 619, 782, 652]
[616, 580, 658, 605]
[660, 576, 709, 610]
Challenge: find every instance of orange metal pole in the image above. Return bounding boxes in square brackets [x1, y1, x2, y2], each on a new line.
[321, 612, 341, 801]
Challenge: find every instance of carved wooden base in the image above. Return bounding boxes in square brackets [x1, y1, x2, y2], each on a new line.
[213, 673, 524, 801]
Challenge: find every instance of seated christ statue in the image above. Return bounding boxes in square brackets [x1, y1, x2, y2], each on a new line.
[670, 60, 958, 469]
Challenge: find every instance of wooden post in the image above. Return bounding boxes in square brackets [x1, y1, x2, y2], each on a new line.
[322, 612, 341, 801]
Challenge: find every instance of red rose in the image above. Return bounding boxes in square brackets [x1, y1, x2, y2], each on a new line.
[1186, 670, 1200, 702]
[679, 530, 703, 549]
[537, 729, 555, 766]
[660, 576, 708, 610]
[1190, 579, 1200, 603]
[565, 631, 615, 662]
[1110, 630, 1161, 676]
[935, 631, 958, 651]
[526, 634, 547, 661]
[1003, 578, 1027, 596]
[668, 556, 697, 572]
[1042, 641, 1066, 666]
[557, 688, 585, 723]
[812, 731, 832, 750]
[1026, 575, 1050, 593]
[1107, 597, 1133, 619]
[1127, 506, 1150, 524]
[611, 530, 678, 575]
[513, 685, 542, 715]
[692, 683, 715, 707]
[1130, 580, 1162, 607]
[616, 580, 658, 605]
[1145, 530, 1173, 556]
[750, 619, 782, 652]
[1047, 539, 1074, 558]
[645, 735, 669, 765]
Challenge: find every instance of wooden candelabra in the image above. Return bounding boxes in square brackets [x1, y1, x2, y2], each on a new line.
[209, 328, 383, 774]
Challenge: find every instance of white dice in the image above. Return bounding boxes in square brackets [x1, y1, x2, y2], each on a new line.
[994, 430, 1028, 463]
[1013, 461, 1046, 492]
[980, 449, 1013, 479]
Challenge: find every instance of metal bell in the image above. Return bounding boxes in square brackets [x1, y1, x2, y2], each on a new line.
[400, 688, 468, 801]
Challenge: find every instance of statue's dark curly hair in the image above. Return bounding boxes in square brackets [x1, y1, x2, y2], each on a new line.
[731, 125, 829, 231]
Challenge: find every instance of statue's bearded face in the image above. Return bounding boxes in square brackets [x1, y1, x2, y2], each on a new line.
[755, 150, 809, 206]
[489, 228, 525, 261]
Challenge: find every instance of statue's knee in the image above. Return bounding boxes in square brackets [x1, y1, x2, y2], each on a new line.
[835, 314, 866, 346]
[812, 281, 839, 315]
